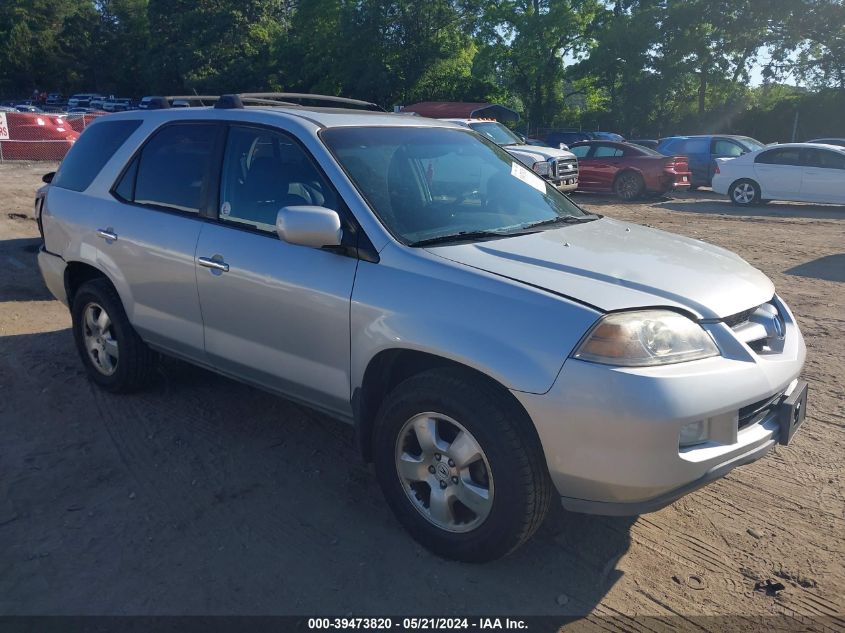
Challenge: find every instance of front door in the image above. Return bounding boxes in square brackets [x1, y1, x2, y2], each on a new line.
[195, 124, 358, 416]
[801, 148, 845, 204]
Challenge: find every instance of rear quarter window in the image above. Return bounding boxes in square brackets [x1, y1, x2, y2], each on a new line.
[52, 119, 142, 192]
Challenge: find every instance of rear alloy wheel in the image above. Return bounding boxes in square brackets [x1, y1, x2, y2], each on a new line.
[614, 171, 645, 200]
[730, 179, 761, 206]
[373, 368, 552, 562]
[71, 278, 156, 392]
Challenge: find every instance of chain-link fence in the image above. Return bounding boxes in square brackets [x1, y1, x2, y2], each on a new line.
[0, 111, 106, 162]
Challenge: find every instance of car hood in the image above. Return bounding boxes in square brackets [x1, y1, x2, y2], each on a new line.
[505, 144, 576, 163]
[426, 218, 774, 319]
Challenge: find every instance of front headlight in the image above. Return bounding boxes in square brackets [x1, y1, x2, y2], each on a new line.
[532, 161, 550, 177]
[573, 310, 719, 367]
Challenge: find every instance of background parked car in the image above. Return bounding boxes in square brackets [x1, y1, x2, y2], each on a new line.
[137, 96, 170, 110]
[67, 93, 100, 108]
[568, 140, 691, 200]
[628, 139, 659, 149]
[589, 131, 626, 141]
[89, 96, 108, 110]
[538, 130, 593, 148]
[0, 111, 78, 160]
[657, 135, 765, 188]
[102, 98, 134, 112]
[444, 118, 580, 192]
[712, 143, 845, 206]
[46, 93, 64, 107]
[808, 138, 845, 148]
[14, 105, 44, 113]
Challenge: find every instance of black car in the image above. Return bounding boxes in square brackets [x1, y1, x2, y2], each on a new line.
[629, 139, 659, 150]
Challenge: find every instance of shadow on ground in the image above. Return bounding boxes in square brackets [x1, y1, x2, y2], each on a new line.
[0, 236, 53, 301]
[786, 254, 845, 283]
[0, 327, 634, 616]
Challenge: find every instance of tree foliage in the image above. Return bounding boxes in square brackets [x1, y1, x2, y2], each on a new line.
[0, 0, 841, 137]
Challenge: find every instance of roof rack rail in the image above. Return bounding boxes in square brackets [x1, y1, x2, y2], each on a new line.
[215, 92, 383, 112]
[164, 95, 220, 106]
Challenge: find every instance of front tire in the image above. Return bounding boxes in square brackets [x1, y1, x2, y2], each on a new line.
[729, 179, 761, 206]
[373, 368, 552, 562]
[71, 278, 156, 392]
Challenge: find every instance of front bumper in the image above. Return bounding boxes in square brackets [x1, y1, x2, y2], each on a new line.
[513, 295, 806, 515]
[37, 247, 68, 305]
[552, 178, 578, 193]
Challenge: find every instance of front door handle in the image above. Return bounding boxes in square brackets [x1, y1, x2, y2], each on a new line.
[96, 228, 118, 241]
[198, 256, 230, 273]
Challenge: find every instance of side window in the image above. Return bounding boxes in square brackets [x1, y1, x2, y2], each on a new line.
[804, 149, 845, 170]
[53, 119, 141, 192]
[680, 139, 709, 154]
[113, 156, 138, 201]
[569, 145, 590, 158]
[219, 126, 338, 232]
[756, 148, 801, 166]
[713, 140, 744, 157]
[131, 123, 218, 213]
[593, 145, 623, 158]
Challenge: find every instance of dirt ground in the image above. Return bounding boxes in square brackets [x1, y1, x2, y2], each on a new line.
[0, 161, 843, 627]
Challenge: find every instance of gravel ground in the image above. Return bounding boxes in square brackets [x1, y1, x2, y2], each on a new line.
[0, 162, 843, 626]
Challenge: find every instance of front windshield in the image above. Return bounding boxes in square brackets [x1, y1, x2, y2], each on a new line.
[739, 136, 765, 151]
[467, 121, 523, 146]
[322, 126, 588, 245]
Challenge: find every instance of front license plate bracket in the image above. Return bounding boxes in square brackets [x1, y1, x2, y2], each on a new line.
[778, 380, 808, 445]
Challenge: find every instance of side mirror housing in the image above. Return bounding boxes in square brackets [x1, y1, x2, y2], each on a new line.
[42, 171, 55, 184]
[276, 206, 342, 248]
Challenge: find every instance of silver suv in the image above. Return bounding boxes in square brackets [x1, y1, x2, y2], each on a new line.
[36, 93, 808, 562]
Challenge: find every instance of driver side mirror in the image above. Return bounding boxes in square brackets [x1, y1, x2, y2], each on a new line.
[42, 171, 55, 184]
[276, 205, 343, 248]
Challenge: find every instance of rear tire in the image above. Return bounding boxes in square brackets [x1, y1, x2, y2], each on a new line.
[729, 179, 761, 206]
[372, 368, 552, 562]
[614, 171, 645, 200]
[71, 278, 156, 392]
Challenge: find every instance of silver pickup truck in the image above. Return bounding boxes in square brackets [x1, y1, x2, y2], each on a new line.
[442, 118, 579, 192]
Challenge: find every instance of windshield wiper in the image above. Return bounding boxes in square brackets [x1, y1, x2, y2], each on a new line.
[520, 214, 602, 230]
[410, 229, 531, 247]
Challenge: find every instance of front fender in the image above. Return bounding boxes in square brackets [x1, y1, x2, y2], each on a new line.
[350, 243, 600, 395]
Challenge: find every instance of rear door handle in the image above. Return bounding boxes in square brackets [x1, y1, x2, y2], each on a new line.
[96, 228, 117, 241]
[198, 256, 230, 273]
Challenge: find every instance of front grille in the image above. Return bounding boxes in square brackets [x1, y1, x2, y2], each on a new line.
[723, 306, 758, 328]
[738, 392, 783, 430]
[724, 299, 785, 354]
[552, 158, 578, 182]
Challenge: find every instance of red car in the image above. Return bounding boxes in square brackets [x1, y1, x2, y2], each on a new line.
[0, 112, 78, 161]
[568, 140, 691, 200]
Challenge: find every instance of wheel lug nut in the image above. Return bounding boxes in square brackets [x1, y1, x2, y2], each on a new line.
[451, 476, 458, 484]
[448, 459, 455, 467]
[434, 453, 441, 461]
[439, 480, 447, 489]
[428, 465, 436, 474]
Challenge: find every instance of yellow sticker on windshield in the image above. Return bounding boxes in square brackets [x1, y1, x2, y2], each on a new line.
[511, 161, 546, 193]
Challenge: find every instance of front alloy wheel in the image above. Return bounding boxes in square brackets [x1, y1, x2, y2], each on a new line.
[395, 412, 494, 533]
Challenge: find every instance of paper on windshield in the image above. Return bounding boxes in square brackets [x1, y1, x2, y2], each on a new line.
[511, 161, 546, 193]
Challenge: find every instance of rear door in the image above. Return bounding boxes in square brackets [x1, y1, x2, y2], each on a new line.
[194, 124, 358, 417]
[801, 148, 845, 203]
[753, 147, 803, 200]
[104, 121, 222, 360]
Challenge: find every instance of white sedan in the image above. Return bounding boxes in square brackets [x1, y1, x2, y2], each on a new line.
[712, 143, 845, 206]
